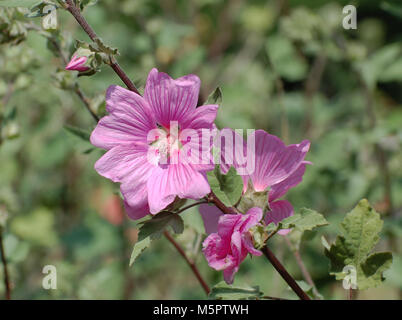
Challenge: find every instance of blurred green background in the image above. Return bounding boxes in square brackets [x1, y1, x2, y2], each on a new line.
[0, 0, 401, 299]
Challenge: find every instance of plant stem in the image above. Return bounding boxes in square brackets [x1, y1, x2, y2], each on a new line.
[284, 236, 320, 299]
[176, 201, 208, 214]
[64, 0, 139, 94]
[46, 35, 99, 122]
[0, 231, 11, 300]
[262, 246, 310, 300]
[73, 85, 99, 122]
[207, 192, 235, 214]
[163, 231, 210, 295]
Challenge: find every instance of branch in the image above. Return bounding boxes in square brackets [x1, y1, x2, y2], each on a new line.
[284, 236, 320, 299]
[262, 246, 310, 300]
[0, 230, 11, 300]
[46, 35, 99, 122]
[176, 201, 208, 214]
[207, 192, 235, 214]
[64, 0, 139, 94]
[163, 231, 210, 295]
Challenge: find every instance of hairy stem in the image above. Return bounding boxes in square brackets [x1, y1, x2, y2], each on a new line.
[163, 231, 210, 295]
[262, 246, 310, 300]
[0, 231, 11, 300]
[64, 0, 139, 94]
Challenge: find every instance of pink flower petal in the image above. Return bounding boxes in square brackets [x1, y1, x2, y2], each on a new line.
[123, 199, 149, 220]
[90, 85, 156, 150]
[144, 68, 200, 127]
[94, 144, 152, 183]
[223, 265, 238, 285]
[269, 163, 308, 202]
[147, 163, 210, 214]
[181, 104, 218, 130]
[248, 130, 310, 191]
[238, 207, 263, 233]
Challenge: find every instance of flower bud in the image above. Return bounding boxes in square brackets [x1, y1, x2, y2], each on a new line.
[65, 47, 102, 76]
[65, 55, 90, 72]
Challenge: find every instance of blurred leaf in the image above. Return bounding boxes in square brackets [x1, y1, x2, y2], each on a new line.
[359, 43, 402, 88]
[0, 0, 39, 7]
[204, 87, 222, 105]
[207, 165, 243, 207]
[381, 2, 402, 19]
[11, 207, 58, 247]
[324, 199, 393, 290]
[208, 281, 263, 300]
[64, 125, 91, 142]
[266, 35, 308, 81]
[79, 0, 98, 11]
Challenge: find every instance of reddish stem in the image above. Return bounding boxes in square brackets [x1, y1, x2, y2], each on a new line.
[262, 246, 310, 300]
[64, 0, 139, 94]
[163, 231, 210, 295]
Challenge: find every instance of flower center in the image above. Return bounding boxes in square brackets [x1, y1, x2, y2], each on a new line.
[148, 122, 183, 165]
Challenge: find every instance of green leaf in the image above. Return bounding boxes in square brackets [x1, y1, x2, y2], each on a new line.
[295, 280, 324, 300]
[266, 35, 308, 81]
[79, 0, 98, 11]
[204, 87, 222, 105]
[130, 212, 184, 266]
[324, 199, 393, 290]
[208, 281, 263, 300]
[129, 236, 151, 266]
[207, 165, 243, 207]
[381, 2, 402, 19]
[138, 211, 184, 240]
[64, 125, 91, 142]
[278, 208, 329, 233]
[0, 0, 40, 7]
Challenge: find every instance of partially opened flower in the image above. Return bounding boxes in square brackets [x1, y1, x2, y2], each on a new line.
[91, 68, 218, 219]
[200, 129, 310, 235]
[243, 130, 310, 233]
[202, 207, 263, 284]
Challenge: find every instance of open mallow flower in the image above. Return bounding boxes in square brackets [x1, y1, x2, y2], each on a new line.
[90, 68, 219, 219]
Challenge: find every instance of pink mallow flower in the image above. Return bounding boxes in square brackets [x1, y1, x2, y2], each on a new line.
[65, 55, 90, 72]
[200, 129, 310, 236]
[90, 68, 218, 219]
[202, 207, 263, 284]
[243, 130, 310, 234]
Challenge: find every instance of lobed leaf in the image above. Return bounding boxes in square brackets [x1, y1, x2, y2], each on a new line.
[324, 199, 393, 290]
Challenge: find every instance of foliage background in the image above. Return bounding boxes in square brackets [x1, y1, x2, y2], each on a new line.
[0, 0, 401, 299]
